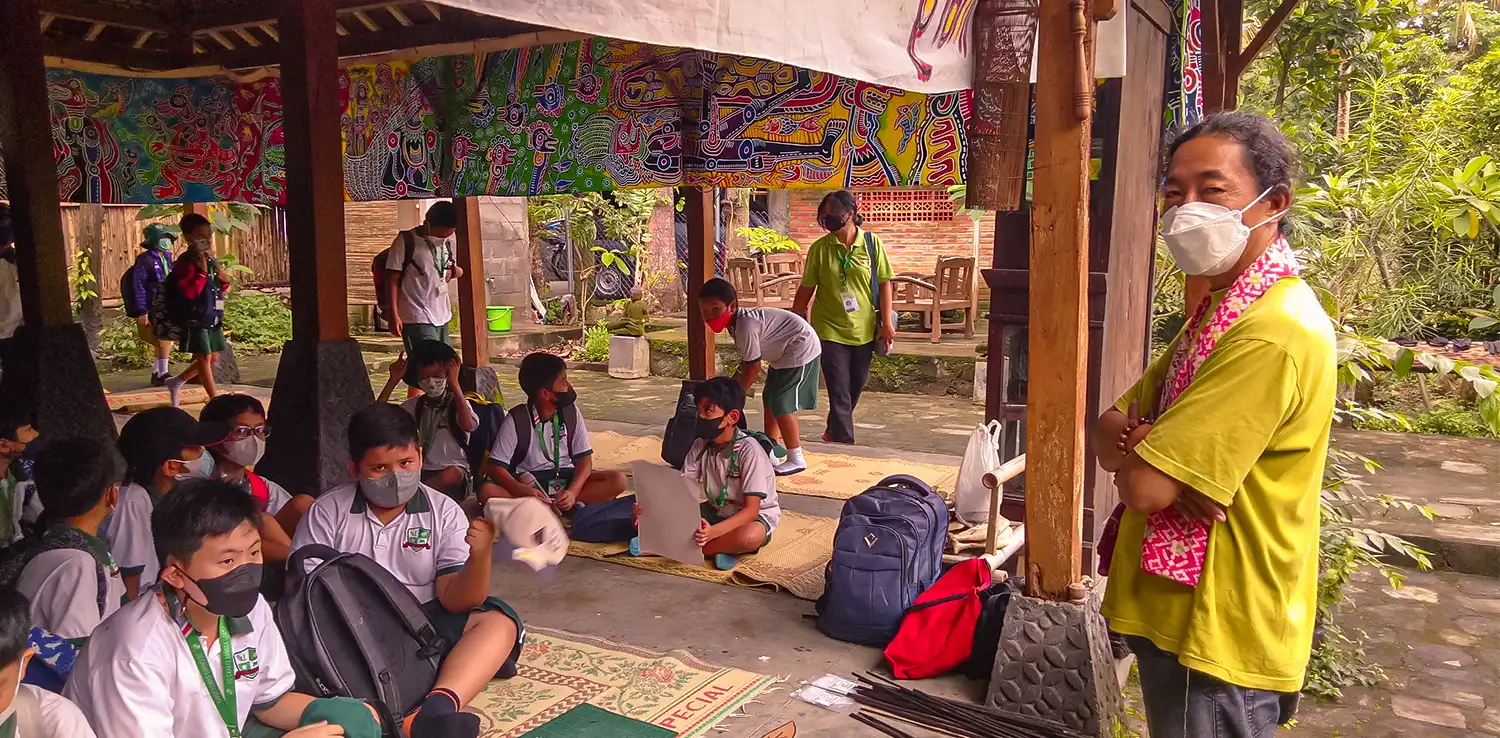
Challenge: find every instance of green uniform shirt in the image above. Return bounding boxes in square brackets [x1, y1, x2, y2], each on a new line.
[800, 228, 894, 346]
[1101, 276, 1336, 693]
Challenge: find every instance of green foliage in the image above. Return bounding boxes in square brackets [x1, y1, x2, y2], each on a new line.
[1355, 400, 1498, 438]
[1464, 284, 1500, 332]
[576, 321, 611, 362]
[530, 191, 670, 320]
[222, 292, 292, 351]
[543, 297, 566, 325]
[136, 203, 265, 237]
[737, 227, 800, 255]
[98, 315, 188, 369]
[69, 249, 98, 314]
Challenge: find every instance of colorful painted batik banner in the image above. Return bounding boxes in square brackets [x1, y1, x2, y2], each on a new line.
[1, 38, 969, 205]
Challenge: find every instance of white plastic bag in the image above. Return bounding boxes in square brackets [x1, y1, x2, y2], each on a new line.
[954, 420, 1003, 525]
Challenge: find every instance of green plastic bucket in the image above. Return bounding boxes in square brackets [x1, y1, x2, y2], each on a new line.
[486, 306, 513, 333]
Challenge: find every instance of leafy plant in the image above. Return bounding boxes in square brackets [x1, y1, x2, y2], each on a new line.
[575, 321, 611, 363]
[136, 203, 266, 237]
[1431, 155, 1500, 239]
[1464, 284, 1500, 331]
[222, 292, 292, 352]
[737, 226, 800, 255]
[69, 248, 98, 314]
[97, 314, 188, 369]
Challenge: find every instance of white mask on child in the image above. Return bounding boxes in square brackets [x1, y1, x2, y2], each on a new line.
[219, 437, 265, 468]
[173, 454, 215, 482]
[419, 377, 448, 398]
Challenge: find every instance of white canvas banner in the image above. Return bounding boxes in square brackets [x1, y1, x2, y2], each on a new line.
[435, 0, 1125, 94]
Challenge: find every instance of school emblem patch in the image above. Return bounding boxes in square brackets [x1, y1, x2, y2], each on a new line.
[233, 647, 259, 681]
[404, 527, 432, 551]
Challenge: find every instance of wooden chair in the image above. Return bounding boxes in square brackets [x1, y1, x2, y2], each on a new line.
[759, 252, 805, 279]
[728, 257, 800, 309]
[890, 256, 976, 342]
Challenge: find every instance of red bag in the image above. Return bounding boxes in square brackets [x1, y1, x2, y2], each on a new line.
[245, 471, 271, 514]
[883, 558, 992, 679]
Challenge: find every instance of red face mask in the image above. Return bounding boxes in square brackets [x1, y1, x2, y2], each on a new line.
[706, 309, 733, 333]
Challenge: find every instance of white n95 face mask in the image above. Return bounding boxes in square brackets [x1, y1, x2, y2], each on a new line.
[1161, 187, 1285, 277]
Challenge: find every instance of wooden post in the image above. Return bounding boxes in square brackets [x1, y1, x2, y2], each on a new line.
[0, 0, 72, 328]
[279, 0, 349, 342]
[1217, 0, 1244, 110]
[1025, 0, 1095, 601]
[453, 197, 490, 367]
[683, 186, 716, 380]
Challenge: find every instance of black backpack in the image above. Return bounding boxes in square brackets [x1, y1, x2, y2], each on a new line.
[661, 381, 700, 469]
[503, 403, 582, 470]
[120, 266, 144, 319]
[373, 232, 418, 333]
[276, 544, 444, 720]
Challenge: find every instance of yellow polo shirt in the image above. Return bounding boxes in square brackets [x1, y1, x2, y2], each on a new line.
[1102, 276, 1335, 693]
[800, 229, 895, 346]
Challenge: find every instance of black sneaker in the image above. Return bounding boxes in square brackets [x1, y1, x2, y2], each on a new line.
[150, 372, 167, 387]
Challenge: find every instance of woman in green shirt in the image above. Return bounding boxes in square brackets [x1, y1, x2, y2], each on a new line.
[791, 191, 895, 444]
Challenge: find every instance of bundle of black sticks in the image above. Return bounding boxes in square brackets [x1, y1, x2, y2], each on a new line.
[847, 673, 1091, 738]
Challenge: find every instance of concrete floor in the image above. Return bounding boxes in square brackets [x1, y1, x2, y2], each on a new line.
[490, 555, 980, 738]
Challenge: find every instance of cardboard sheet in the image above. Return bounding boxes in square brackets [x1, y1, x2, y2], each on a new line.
[632, 461, 706, 567]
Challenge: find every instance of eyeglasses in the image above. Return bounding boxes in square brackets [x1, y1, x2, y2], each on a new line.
[227, 424, 270, 441]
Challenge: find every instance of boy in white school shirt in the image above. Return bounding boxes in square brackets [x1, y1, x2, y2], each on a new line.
[107, 407, 229, 600]
[293, 403, 523, 738]
[68, 479, 387, 738]
[0, 590, 96, 738]
[0, 410, 42, 548]
[378, 340, 479, 503]
[0, 438, 126, 644]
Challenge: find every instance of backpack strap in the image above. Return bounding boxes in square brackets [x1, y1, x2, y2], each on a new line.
[506, 404, 533, 471]
[245, 471, 270, 514]
[561, 405, 582, 460]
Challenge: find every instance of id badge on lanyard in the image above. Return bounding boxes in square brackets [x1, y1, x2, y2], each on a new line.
[837, 246, 860, 313]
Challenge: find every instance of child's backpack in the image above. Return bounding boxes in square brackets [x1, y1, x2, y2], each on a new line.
[570, 496, 637, 543]
[660, 381, 700, 469]
[815, 474, 947, 647]
[883, 557, 1011, 679]
[277, 544, 444, 718]
[503, 403, 583, 470]
[461, 395, 509, 475]
[120, 266, 145, 319]
[372, 231, 417, 333]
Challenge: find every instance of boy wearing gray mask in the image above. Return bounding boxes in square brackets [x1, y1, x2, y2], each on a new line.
[291, 404, 523, 738]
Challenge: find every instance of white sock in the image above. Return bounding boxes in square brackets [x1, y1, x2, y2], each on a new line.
[166, 377, 183, 407]
[787, 447, 805, 463]
[155, 358, 169, 375]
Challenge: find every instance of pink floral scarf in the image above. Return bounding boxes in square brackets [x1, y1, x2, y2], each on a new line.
[1110, 237, 1300, 587]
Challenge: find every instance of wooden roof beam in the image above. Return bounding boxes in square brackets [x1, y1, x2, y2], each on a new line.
[205, 17, 539, 69]
[40, 13, 56, 32]
[43, 37, 175, 70]
[44, 0, 173, 33]
[234, 27, 264, 47]
[84, 23, 107, 42]
[387, 6, 414, 26]
[259, 23, 280, 42]
[352, 9, 382, 32]
[191, 0, 412, 32]
[1232, 0, 1301, 78]
[207, 30, 238, 51]
[424, 3, 442, 20]
[133, 30, 155, 49]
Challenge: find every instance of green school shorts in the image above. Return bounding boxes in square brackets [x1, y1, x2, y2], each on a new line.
[421, 596, 526, 677]
[401, 323, 450, 385]
[762, 358, 821, 418]
[699, 502, 772, 548]
[180, 326, 226, 356]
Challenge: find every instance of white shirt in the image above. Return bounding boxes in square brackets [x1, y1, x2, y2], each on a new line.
[489, 407, 594, 476]
[386, 231, 454, 327]
[731, 308, 821, 369]
[15, 548, 125, 641]
[66, 590, 296, 738]
[6, 684, 98, 738]
[100, 483, 158, 590]
[0, 257, 21, 340]
[401, 397, 472, 471]
[1, 475, 42, 545]
[683, 433, 781, 534]
[292, 483, 471, 603]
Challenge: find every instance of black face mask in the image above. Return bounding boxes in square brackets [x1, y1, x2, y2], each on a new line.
[695, 415, 729, 440]
[186, 563, 263, 617]
[819, 214, 847, 233]
[551, 388, 578, 408]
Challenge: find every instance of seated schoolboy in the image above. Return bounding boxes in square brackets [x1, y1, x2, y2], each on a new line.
[635, 377, 781, 571]
[292, 403, 524, 738]
[67, 479, 386, 738]
[378, 340, 479, 503]
[107, 407, 229, 600]
[0, 590, 97, 737]
[481, 352, 626, 512]
[0, 410, 42, 547]
[0, 438, 126, 644]
[200, 394, 316, 572]
[697, 278, 821, 475]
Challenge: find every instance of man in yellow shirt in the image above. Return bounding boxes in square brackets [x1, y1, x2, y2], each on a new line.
[1095, 113, 1335, 737]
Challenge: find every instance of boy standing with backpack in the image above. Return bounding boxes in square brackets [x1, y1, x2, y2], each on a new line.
[482, 352, 627, 512]
[292, 403, 522, 738]
[697, 278, 821, 476]
[163, 213, 230, 408]
[68, 479, 386, 738]
[0, 438, 127, 643]
[383, 202, 463, 397]
[378, 341, 479, 503]
[124, 223, 178, 386]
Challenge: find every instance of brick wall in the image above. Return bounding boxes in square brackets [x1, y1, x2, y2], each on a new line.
[785, 188, 996, 279]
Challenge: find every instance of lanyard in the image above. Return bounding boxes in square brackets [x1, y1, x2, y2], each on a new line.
[533, 411, 564, 472]
[836, 244, 858, 283]
[427, 238, 449, 276]
[185, 616, 239, 737]
[700, 434, 741, 507]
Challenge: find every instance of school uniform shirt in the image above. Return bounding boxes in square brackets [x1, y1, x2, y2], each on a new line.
[489, 406, 594, 476]
[731, 307, 821, 370]
[14, 546, 125, 641]
[3, 683, 98, 738]
[0, 471, 42, 545]
[387, 231, 454, 327]
[401, 397, 470, 472]
[292, 483, 471, 603]
[66, 588, 295, 738]
[100, 483, 159, 590]
[799, 228, 895, 347]
[683, 432, 780, 535]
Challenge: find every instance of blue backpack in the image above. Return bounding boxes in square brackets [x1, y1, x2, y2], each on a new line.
[816, 474, 948, 647]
